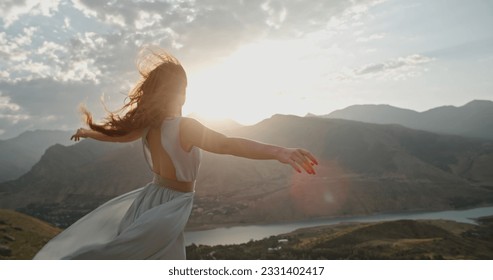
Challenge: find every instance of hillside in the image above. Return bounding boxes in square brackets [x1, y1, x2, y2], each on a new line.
[1, 115, 493, 229]
[3, 209, 492, 260]
[0, 209, 61, 260]
[0, 130, 73, 182]
[186, 217, 493, 260]
[324, 100, 493, 139]
[188, 116, 493, 228]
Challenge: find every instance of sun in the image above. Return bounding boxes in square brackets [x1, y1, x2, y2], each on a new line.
[183, 39, 319, 125]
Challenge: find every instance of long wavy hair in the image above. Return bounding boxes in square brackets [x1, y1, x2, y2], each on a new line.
[82, 49, 187, 136]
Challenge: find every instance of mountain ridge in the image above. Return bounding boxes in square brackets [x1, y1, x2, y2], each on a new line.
[323, 100, 493, 139]
[1, 115, 492, 229]
[0, 129, 73, 183]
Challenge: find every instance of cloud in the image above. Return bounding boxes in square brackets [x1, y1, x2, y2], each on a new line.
[71, 0, 187, 28]
[0, 0, 61, 27]
[0, 91, 30, 129]
[0, 27, 37, 63]
[0, 78, 102, 138]
[2, 0, 387, 82]
[0, 91, 21, 112]
[356, 33, 386, 42]
[336, 54, 435, 81]
[0, 0, 388, 139]
[2, 29, 107, 84]
[66, 0, 386, 63]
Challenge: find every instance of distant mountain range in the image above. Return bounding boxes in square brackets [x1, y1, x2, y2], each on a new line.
[1, 113, 492, 229]
[0, 118, 242, 184]
[0, 130, 73, 182]
[322, 100, 493, 139]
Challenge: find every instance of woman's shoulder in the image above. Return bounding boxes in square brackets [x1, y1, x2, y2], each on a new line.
[180, 116, 204, 128]
[179, 117, 209, 139]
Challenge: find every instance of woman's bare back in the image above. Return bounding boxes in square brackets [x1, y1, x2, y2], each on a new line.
[143, 117, 201, 183]
[145, 126, 178, 180]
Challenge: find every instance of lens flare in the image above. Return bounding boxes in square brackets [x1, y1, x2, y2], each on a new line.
[289, 160, 349, 217]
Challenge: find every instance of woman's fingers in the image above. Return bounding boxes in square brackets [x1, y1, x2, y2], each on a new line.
[300, 149, 319, 165]
[288, 159, 302, 173]
[290, 149, 317, 175]
[70, 128, 85, 141]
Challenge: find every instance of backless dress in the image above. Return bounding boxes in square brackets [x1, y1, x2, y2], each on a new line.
[34, 117, 201, 259]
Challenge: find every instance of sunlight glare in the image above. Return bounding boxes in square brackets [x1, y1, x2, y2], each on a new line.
[185, 39, 325, 124]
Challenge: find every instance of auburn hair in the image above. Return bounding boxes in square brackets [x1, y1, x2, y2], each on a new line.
[82, 49, 187, 136]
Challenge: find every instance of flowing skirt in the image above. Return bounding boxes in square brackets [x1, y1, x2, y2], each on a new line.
[33, 182, 194, 260]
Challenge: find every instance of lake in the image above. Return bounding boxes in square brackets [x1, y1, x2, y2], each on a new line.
[184, 206, 493, 246]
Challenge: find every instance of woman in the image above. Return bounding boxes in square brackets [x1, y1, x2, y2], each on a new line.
[34, 49, 318, 260]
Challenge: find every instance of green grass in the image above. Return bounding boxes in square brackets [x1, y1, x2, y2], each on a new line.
[186, 219, 493, 260]
[0, 209, 60, 260]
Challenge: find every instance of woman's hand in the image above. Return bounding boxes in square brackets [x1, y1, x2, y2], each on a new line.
[70, 128, 91, 141]
[277, 148, 318, 175]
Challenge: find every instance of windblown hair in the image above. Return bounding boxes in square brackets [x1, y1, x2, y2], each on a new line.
[82, 48, 187, 136]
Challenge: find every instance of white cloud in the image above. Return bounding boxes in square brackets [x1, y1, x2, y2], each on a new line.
[105, 13, 126, 27]
[70, 0, 99, 19]
[63, 58, 102, 84]
[0, 0, 394, 137]
[0, 91, 29, 124]
[135, 11, 163, 30]
[0, 113, 30, 124]
[0, 71, 9, 79]
[356, 32, 386, 42]
[0, 91, 21, 112]
[13, 0, 389, 84]
[63, 17, 71, 30]
[336, 54, 435, 81]
[12, 61, 51, 79]
[261, 1, 288, 29]
[37, 41, 67, 61]
[13, 27, 38, 46]
[0, 77, 104, 139]
[2, 28, 104, 83]
[326, 0, 386, 32]
[0, 28, 35, 63]
[0, 0, 61, 27]
[75, 32, 108, 49]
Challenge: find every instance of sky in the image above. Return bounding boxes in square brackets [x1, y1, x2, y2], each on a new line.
[0, 0, 492, 139]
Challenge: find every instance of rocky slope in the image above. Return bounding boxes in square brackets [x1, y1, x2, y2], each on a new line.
[0, 130, 73, 182]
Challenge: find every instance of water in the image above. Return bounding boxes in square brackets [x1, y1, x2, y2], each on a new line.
[184, 206, 493, 246]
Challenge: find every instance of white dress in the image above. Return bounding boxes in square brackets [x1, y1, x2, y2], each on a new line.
[34, 117, 201, 259]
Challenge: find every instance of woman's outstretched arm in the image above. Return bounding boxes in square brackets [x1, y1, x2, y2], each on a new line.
[70, 128, 145, 143]
[180, 117, 318, 174]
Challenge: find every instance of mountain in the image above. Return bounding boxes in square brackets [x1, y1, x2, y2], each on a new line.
[0, 130, 73, 183]
[0, 209, 60, 259]
[324, 100, 493, 139]
[0, 139, 150, 227]
[1, 115, 493, 229]
[0, 117, 239, 184]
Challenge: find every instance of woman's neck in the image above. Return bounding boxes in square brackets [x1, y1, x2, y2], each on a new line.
[165, 108, 182, 118]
